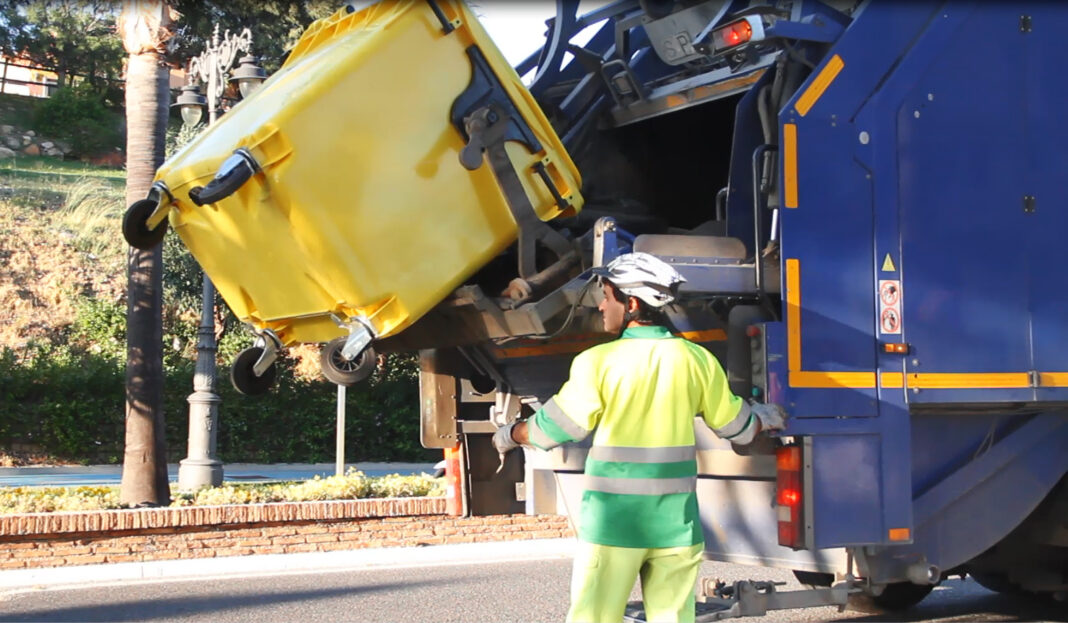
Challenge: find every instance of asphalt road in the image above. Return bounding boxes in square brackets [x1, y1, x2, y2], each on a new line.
[1, 546, 1063, 623]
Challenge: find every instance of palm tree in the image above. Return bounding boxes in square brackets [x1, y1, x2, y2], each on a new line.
[117, 0, 179, 507]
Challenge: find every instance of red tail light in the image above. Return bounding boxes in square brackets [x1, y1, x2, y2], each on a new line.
[712, 19, 753, 51]
[776, 444, 805, 549]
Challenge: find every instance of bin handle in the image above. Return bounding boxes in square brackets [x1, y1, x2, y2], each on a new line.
[188, 148, 260, 206]
[532, 161, 570, 210]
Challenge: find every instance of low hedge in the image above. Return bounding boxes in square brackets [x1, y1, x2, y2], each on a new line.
[0, 470, 445, 514]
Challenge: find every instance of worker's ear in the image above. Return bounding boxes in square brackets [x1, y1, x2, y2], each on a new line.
[627, 296, 642, 313]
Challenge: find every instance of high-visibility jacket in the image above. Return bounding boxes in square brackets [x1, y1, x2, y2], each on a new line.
[528, 325, 752, 549]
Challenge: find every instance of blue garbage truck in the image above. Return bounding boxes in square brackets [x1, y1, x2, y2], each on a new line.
[402, 0, 1068, 613]
[124, 0, 1068, 614]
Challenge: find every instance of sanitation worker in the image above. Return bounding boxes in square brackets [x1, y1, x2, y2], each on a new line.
[493, 252, 787, 623]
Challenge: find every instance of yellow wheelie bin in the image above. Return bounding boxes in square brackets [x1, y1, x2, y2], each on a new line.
[122, 0, 583, 391]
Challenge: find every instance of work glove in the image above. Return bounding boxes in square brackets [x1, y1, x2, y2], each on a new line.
[730, 402, 787, 446]
[492, 422, 521, 474]
[751, 402, 787, 432]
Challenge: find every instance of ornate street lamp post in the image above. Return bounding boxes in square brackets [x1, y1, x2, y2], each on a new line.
[175, 26, 264, 491]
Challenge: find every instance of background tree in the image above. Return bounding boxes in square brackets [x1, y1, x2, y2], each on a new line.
[167, 0, 335, 71]
[117, 0, 179, 508]
[0, 1, 125, 94]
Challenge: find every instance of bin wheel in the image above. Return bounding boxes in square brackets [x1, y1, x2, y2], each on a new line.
[320, 337, 376, 386]
[230, 347, 277, 396]
[848, 582, 934, 613]
[122, 198, 168, 249]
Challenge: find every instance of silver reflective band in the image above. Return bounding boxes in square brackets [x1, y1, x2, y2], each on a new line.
[585, 475, 696, 495]
[528, 421, 563, 451]
[587, 445, 696, 463]
[714, 401, 753, 439]
[542, 398, 590, 440]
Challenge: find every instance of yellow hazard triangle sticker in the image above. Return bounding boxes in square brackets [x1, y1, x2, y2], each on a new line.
[881, 254, 896, 272]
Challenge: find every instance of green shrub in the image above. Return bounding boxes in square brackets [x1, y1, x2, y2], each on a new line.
[32, 85, 121, 157]
[70, 298, 126, 360]
[0, 343, 125, 463]
[1, 337, 434, 466]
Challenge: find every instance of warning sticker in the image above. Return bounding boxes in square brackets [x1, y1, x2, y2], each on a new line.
[879, 281, 900, 307]
[881, 253, 897, 272]
[880, 308, 900, 333]
[878, 279, 902, 335]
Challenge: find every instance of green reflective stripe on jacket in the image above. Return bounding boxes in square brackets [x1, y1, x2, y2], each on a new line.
[584, 459, 697, 480]
[579, 490, 703, 548]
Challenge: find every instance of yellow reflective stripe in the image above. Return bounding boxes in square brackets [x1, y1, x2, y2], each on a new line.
[787, 259, 1068, 391]
[795, 54, 844, 117]
[790, 371, 875, 389]
[675, 329, 727, 342]
[585, 475, 696, 495]
[493, 329, 727, 359]
[588, 445, 696, 463]
[1039, 373, 1068, 387]
[786, 259, 801, 372]
[783, 123, 798, 208]
[907, 373, 1029, 389]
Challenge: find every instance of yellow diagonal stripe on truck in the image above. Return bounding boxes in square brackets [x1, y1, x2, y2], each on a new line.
[795, 54, 844, 117]
[783, 123, 798, 208]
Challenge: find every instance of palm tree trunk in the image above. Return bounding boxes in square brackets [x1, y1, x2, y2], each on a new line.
[120, 48, 171, 507]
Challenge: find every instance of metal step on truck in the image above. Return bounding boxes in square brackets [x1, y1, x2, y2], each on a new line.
[124, 0, 1068, 617]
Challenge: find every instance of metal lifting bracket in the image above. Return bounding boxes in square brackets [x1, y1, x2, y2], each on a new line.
[451, 45, 573, 279]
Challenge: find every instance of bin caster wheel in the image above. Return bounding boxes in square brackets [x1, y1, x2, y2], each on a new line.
[122, 198, 168, 249]
[230, 347, 277, 395]
[320, 337, 376, 386]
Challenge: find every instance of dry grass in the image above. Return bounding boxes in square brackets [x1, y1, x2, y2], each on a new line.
[0, 451, 80, 468]
[0, 164, 126, 350]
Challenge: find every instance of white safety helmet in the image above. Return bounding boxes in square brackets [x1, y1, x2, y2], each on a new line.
[592, 252, 686, 308]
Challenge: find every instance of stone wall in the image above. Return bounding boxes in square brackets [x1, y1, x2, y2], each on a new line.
[0, 125, 69, 159]
[0, 498, 575, 570]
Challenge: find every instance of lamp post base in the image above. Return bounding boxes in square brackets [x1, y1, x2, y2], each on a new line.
[177, 458, 223, 491]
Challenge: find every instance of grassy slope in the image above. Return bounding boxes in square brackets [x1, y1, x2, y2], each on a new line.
[0, 155, 127, 349]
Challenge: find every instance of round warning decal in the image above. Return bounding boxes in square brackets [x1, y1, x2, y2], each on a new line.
[880, 308, 900, 334]
[879, 281, 900, 307]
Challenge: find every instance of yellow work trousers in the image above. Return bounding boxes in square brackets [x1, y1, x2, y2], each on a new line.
[566, 541, 704, 623]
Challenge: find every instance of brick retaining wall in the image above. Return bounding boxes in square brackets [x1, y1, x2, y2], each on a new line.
[0, 497, 574, 570]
